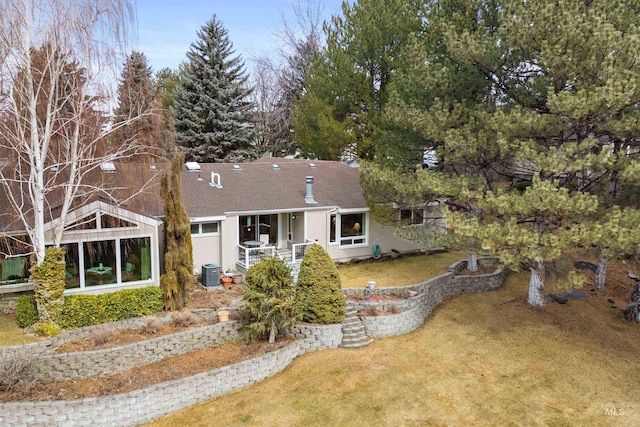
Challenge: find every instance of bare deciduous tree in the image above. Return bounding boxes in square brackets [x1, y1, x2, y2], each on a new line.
[0, 0, 152, 265]
[251, 0, 324, 157]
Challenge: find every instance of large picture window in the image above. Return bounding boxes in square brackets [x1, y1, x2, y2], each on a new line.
[61, 235, 152, 290]
[121, 237, 152, 283]
[329, 212, 367, 247]
[239, 214, 277, 245]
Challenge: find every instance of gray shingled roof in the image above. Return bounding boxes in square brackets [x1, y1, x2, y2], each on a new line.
[0, 159, 367, 233]
[180, 158, 366, 218]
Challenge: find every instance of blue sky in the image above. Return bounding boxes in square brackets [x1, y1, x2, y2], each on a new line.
[133, 0, 344, 72]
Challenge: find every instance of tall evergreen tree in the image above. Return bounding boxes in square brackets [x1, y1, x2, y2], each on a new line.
[173, 15, 257, 163]
[113, 51, 157, 155]
[160, 153, 193, 311]
[292, 0, 423, 162]
[364, 0, 640, 306]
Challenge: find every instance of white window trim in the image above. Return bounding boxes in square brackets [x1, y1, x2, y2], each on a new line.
[191, 221, 220, 237]
[328, 211, 369, 248]
[57, 234, 154, 292]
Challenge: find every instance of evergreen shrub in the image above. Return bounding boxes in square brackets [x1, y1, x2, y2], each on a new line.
[16, 296, 38, 328]
[295, 244, 346, 324]
[241, 257, 300, 343]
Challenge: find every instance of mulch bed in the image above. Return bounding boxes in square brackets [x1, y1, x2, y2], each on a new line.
[0, 340, 290, 402]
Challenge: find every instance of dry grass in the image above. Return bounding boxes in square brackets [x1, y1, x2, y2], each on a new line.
[0, 314, 43, 346]
[146, 271, 640, 427]
[339, 251, 465, 288]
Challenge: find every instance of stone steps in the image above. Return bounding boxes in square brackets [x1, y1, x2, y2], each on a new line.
[341, 306, 373, 348]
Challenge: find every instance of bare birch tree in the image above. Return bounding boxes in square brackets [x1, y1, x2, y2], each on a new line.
[0, 0, 150, 265]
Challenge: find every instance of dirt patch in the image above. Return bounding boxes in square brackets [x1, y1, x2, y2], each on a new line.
[0, 340, 290, 403]
[456, 265, 498, 276]
[188, 282, 242, 309]
[52, 319, 212, 354]
[357, 305, 402, 317]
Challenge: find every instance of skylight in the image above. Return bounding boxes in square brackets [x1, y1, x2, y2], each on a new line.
[185, 162, 201, 171]
[100, 162, 116, 172]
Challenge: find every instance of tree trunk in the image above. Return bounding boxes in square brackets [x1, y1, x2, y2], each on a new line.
[268, 320, 276, 344]
[624, 282, 640, 323]
[467, 252, 478, 272]
[527, 259, 546, 307]
[595, 256, 608, 292]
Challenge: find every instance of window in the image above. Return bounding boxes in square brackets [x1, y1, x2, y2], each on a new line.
[121, 237, 151, 283]
[62, 236, 153, 290]
[329, 212, 367, 247]
[83, 240, 117, 287]
[330, 214, 337, 243]
[400, 208, 424, 225]
[191, 222, 219, 235]
[100, 214, 135, 229]
[238, 215, 277, 245]
[0, 235, 31, 285]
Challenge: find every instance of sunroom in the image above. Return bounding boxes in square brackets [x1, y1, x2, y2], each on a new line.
[46, 201, 161, 293]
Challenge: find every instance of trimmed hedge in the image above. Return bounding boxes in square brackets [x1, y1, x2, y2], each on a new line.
[16, 287, 163, 329]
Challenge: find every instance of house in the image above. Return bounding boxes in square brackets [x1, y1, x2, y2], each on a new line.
[181, 158, 423, 275]
[0, 158, 424, 295]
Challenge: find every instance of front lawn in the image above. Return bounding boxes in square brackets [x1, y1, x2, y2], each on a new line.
[146, 270, 640, 426]
[0, 313, 43, 346]
[338, 251, 465, 288]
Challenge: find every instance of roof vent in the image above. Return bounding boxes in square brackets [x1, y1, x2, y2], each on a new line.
[209, 172, 222, 188]
[233, 165, 241, 171]
[272, 164, 280, 170]
[309, 163, 316, 169]
[185, 162, 201, 171]
[197, 174, 204, 181]
[305, 176, 317, 204]
[150, 164, 157, 171]
[100, 162, 116, 172]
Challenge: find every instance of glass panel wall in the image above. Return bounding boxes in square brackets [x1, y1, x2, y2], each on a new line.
[0, 235, 32, 285]
[83, 240, 116, 287]
[120, 237, 151, 282]
[62, 243, 80, 289]
[258, 214, 277, 245]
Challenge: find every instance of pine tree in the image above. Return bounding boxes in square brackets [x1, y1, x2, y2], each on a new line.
[240, 256, 300, 344]
[363, 0, 640, 306]
[160, 153, 193, 311]
[173, 15, 257, 163]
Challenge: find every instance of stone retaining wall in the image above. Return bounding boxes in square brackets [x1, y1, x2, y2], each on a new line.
[0, 341, 302, 427]
[0, 258, 505, 426]
[0, 309, 223, 358]
[29, 321, 242, 382]
[347, 258, 507, 338]
[0, 323, 342, 427]
[356, 262, 506, 338]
